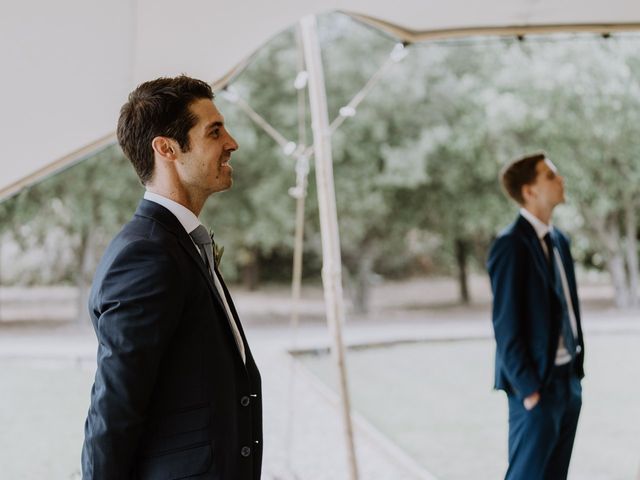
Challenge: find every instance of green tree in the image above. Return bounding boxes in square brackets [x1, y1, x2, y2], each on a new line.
[2, 145, 142, 321]
[209, 29, 306, 288]
[493, 36, 640, 307]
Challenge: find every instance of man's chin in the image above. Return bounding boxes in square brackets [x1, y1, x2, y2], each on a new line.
[217, 178, 233, 193]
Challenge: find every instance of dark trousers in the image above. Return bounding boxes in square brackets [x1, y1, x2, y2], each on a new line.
[505, 364, 582, 480]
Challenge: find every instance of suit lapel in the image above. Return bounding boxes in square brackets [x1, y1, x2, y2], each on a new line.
[173, 237, 249, 366]
[514, 215, 584, 350]
[176, 233, 232, 308]
[209, 265, 250, 367]
[516, 215, 554, 288]
[134, 200, 230, 315]
[552, 232, 582, 326]
[547, 230, 567, 298]
[516, 216, 569, 312]
[135, 199, 249, 368]
[214, 265, 251, 353]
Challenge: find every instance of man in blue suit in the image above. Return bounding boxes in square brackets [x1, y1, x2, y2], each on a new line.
[487, 152, 585, 479]
[82, 76, 262, 479]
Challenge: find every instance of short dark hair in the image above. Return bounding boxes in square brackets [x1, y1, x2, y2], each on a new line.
[499, 152, 546, 205]
[117, 75, 214, 184]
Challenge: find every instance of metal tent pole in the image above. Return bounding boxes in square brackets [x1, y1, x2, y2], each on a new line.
[284, 25, 311, 477]
[299, 14, 359, 480]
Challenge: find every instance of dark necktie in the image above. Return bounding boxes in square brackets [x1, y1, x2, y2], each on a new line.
[543, 232, 577, 358]
[189, 224, 215, 278]
[189, 224, 246, 363]
[543, 232, 555, 273]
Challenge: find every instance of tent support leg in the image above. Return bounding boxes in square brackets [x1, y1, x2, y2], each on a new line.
[300, 14, 359, 480]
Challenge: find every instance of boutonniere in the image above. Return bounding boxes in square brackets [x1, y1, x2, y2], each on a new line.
[209, 229, 224, 269]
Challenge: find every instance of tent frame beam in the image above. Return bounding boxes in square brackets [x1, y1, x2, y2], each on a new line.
[5, 21, 640, 202]
[346, 16, 640, 42]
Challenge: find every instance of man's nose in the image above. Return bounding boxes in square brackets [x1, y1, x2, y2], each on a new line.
[226, 133, 239, 151]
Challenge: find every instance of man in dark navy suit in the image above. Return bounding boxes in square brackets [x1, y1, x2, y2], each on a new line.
[82, 76, 262, 479]
[487, 152, 585, 480]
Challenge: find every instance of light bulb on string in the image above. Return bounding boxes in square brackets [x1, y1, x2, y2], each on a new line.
[283, 141, 297, 156]
[339, 106, 356, 118]
[220, 87, 239, 103]
[294, 71, 309, 90]
[390, 43, 409, 62]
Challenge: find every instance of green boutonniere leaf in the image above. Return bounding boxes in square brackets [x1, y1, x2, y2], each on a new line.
[214, 243, 224, 269]
[209, 229, 223, 269]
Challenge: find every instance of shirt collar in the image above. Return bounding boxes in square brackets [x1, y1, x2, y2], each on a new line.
[519, 207, 553, 240]
[144, 191, 201, 234]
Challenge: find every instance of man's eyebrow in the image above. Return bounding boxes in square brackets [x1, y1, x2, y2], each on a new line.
[206, 121, 223, 132]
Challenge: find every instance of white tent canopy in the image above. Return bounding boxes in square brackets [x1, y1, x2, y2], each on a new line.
[2, 0, 640, 199]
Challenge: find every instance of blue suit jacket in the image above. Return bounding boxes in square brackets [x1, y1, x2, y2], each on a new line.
[82, 200, 262, 479]
[487, 214, 585, 400]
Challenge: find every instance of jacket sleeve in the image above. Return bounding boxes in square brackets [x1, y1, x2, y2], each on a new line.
[82, 239, 185, 479]
[487, 234, 541, 399]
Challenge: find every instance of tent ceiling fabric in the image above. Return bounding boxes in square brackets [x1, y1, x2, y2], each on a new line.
[1, 0, 133, 199]
[3, 0, 640, 199]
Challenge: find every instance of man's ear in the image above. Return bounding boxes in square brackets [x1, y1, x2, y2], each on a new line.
[521, 183, 536, 204]
[151, 136, 178, 161]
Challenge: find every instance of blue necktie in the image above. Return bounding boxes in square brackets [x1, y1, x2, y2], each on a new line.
[543, 232, 576, 358]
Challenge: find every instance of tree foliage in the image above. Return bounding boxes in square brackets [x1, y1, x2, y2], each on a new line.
[2, 15, 640, 312]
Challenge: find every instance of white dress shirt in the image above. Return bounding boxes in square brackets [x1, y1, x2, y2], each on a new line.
[520, 208, 579, 365]
[144, 191, 246, 363]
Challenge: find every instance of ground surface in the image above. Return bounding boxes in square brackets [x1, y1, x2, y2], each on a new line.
[300, 333, 640, 480]
[0, 276, 638, 479]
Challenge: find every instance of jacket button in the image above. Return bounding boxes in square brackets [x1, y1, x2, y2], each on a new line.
[240, 396, 251, 407]
[241, 446, 251, 457]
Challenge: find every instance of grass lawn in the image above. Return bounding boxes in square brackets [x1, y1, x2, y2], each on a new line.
[299, 332, 640, 480]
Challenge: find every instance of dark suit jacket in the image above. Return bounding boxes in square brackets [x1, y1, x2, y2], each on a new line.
[82, 199, 262, 480]
[487, 214, 585, 400]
